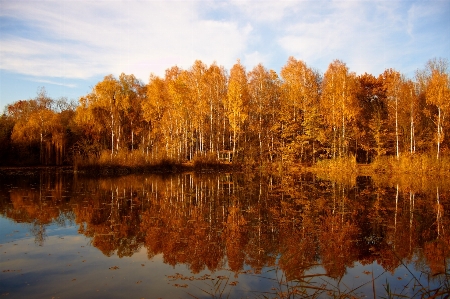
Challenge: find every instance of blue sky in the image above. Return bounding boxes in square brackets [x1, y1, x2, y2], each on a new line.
[1, 0, 449, 111]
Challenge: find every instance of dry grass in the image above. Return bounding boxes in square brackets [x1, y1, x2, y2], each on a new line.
[371, 153, 450, 175]
[74, 150, 238, 175]
[313, 155, 357, 172]
[308, 156, 358, 186]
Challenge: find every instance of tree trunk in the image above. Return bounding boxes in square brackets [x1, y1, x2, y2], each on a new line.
[110, 114, 114, 160]
[395, 96, 399, 160]
[437, 106, 441, 160]
[131, 120, 134, 152]
[40, 132, 43, 164]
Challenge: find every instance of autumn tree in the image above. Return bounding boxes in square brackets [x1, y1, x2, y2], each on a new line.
[400, 79, 421, 154]
[142, 74, 168, 160]
[89, 75, 121, 159]
[225, 60, 249, 156]
[248, 63, 281, 163]
[321, 60, 359, 159]
[381, 69, 404, 159]
[280, 57, 322, 164]
[73, 94, 105, 159]
[117, 73, 145, 152]
[356, 73, 388, 161]
[77, 73, 145, 161]
[417, 58, 450, 160]
[187, 60, 209, 155]
[10, 90, 52, 163]
[7, 88, 71, 165]
[165, 66, 193, 160]
[205, 62, 228, 154]
[0, 113, 14, 165]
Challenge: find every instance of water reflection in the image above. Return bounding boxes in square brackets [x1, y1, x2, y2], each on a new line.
[0, 172, 449, 298]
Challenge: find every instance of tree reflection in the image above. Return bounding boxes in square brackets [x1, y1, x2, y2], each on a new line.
[1, 173, 72, 244]
[0, 171, 449, 291]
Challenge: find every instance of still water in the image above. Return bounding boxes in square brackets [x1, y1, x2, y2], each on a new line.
[0, 171, 449, 298]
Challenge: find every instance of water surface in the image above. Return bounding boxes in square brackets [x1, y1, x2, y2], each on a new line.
[1, 172, 449, 298]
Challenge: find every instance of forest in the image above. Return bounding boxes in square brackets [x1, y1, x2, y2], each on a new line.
[0, 57, 449, 170]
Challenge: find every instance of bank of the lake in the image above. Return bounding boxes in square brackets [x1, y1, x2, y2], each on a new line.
[2, 153, 450, 178]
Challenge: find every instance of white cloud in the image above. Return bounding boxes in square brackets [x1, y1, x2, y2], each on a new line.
[0, 1, 249, 82]
[230, 0, 301, 22]
[275, 1, 425, 76]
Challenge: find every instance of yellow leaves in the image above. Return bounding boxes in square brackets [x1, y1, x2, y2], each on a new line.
[381, 68, 402, 98]
[281, 57, 320, 109]
[248, 63, 279, 114]
[117, 73, 144, 114]
[11, 103, 59, 144]
[416, 58, 450, 111]
[321, 60, 356, 121]
[92, 75, 119, 111]
[426, 69, 450, 109]
[144, 75, 167, 123]
[226, 61, 249, 134]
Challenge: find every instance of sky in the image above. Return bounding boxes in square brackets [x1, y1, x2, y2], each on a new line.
[1, 0, 449, 111]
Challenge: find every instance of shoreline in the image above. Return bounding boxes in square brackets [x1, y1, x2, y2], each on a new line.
[1, 155, 449, 177]
[0, 163, 241, 176]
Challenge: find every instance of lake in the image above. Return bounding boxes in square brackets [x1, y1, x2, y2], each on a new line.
[0, 171, 449, 298]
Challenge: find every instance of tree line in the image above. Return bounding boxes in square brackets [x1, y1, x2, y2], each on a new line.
[0, 57, 449, 166]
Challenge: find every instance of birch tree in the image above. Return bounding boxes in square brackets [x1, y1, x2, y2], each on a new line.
[205, 63, 228, 153]
[91, 75, 121, 159]
[381, 69, 402, 159]
[321, 60, 358, 158]
[400, 79, 420, 154]
[248, 63, 274, 162]
[280, 57, 321, 163]
[187, 60, 208, 154]
[417, 58, 450, 160]
[225, 60, 249, 156]
[143, 74, 168, 159]
[117, 73, 145, 152]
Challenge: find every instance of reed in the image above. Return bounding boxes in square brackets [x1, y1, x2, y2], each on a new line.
[73, 150, 182, 175]
[313, 155, 357, 172]
[371, 153, 450, 175]
[192, 152, 222, 169]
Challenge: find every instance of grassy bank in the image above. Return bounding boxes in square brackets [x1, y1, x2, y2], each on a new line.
[2, 152, 449, 178]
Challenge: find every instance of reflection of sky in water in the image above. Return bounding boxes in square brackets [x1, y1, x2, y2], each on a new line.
[1, 219, 194, 298]
[0, 217, 30, 243]
[0, 215, 444, 298]
[1, 218, 269, 298]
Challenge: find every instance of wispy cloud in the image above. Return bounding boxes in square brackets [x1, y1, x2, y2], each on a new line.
[0, 1, 249, 81]
[271, 1, 438, 76]
[29, 78, 77, 88]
